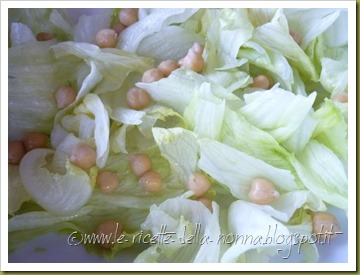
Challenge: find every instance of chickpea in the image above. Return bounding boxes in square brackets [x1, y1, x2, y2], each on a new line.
[312, 212, 341, 239]
[187, 173, 211, 198]
[248, 178, 279, 205]
[55, 85, 77, 109]
[96, 171, 119, 194]
[112, 23, 126, 34]
[95, 29, 118, 48]
[142, 68, 164, 83]
[95, 220, 123, 249]
[332, 93, 348, 103]
[22, 132, 48, 152]
[8, 141, 26, 165]
[129, 154, 152, 177]
[119, 8, 138, 27]
[290, 30, 302, 45]
[250, 75, 272, 90]
[69, 143, 97, 170]
[197, 197, 213, 212]
[126, 87, 151, 110]
[36, 32, 54, 41]
[178, 47, 204, 73]
[139, 171, 162, 193]
[191, 42, 204, 55]
[157, 60, 179, 77]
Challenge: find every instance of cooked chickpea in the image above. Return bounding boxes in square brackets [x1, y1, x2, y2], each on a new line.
[142, 68, 164, 83]
[250, 75, 272, 90]
[97, 171, 119, 194]
[36, 32, 54, 41]
[95, 29, 118, 48]
[197, 197, 213, 212]
[312, 212, 340, 238]
[55, 85, 77, 109]
[332, 93, 348, 103]
[248, 178, 279, 205]
[191, 42, 204, 55]
[8, 141, 25, 165]
[95, 220, 123, 249]
[112, 23, 126, 34]
[157, 60, 179, 77]
[187, 173, 211, 198]
[290, 30, 302, 45]
[22, 132, 48, 152]
[69, 143, 97, 170]
[129, 154, 152, 177]
[178, 48, 204, 73]
[139, 171, 162, 193]
[118, 8, 138, 27]
[126, 87, 151, 110]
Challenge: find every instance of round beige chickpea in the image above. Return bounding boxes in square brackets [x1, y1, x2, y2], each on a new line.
[95, 29, 118, 48]
[95, 220, 123, 249]
[157, 60, 179, 77]
[139, 171, 162, 193]
[178, 48, 204, 73]
[8, 141, 26, 165]
[112, 23, 126, 34]
[96, 171, 120, 194]
[187, 173, 211, 198]
[142, 68, 164, 83]
[250, 75, 272, 90]
[22, 132, 48, 152]
[312, 212, 341, 237]
[36, 32, 54, 41]
[69, 143, 97, 170]
[129, 154, 152, 177]
[290, 30, 302, 45]
[248, 178, 280, 205]
[55, 85, 77, 109]
[119, 8, 138, 27]
[126, 87, 151, 110]
[332, 93, 348, 103]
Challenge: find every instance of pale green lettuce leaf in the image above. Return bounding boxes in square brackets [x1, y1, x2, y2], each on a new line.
[136, 68, 206, 113]
[73, 10, 112, 44]
[52, 41, 153, 94]
[220, 108, 295, 172]
[118, 8, 199, 52]
[238, 41, 294, 90]
[184, 83, 226, 140]
[240, 85, 317, 142]
[320, 57, 348, 96]
[152, 127, 199, 184]
[9, 41, 81, 140]
[198, 138, 298, 200]
[204, 8, 253, 70]
[312, 99, 347, 160]
[83, 94, 110, 168]
[253, 15, 318, 81]
[10, 23, 36, 46]
[220, 200, 291, 263]
[19, 149, 96, 215]
[8, 165, 31, 215]
[292, 140, 347, 210]
[135, 197, 221, 263]
[282, 113, 318, 153]
[137, 25, 205, 64]
[284, 9, 340, 49]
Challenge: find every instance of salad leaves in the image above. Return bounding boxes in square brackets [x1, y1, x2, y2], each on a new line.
[8, 7, 348, 264]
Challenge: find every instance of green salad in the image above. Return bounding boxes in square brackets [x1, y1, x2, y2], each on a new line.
[8, 8, 348, 263]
